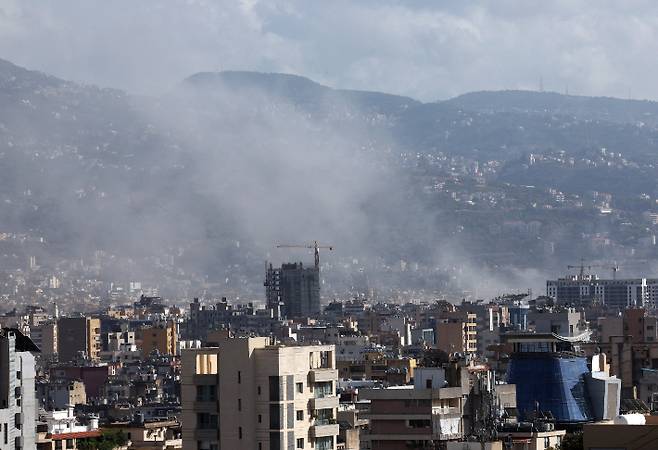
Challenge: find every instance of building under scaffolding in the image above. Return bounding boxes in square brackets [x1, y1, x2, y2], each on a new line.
[264, 262, 320, 318]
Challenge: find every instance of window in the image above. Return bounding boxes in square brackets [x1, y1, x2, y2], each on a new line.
[270, 432, 281, 450]
[258, 386, 262, 395]
[238, 371, 241, 384]
[197, 413, 218, 429]
[426, 379, 432, 388]
[315, 436, 333, 450]
[296, 438, 304, 448]
[238, 399, 242, 411]
[408, 419, 431, 428]
[258, 414, 262, 423]
[259, 444, 262, 450]
[314, 382, 333, 398]
[16, 371, 21, 380]
[269, 376, 280, 401]
[239, 427, 242, 439]
[55, 441, 62, 450]
[296, 410, 303, 420]
[315, 408, 333, 424]
[269, 404, 281, 429]
[66, 439, 74, 447]
[196, 385, 217, 401]
[544, 437, 550, 448]
[296, 382, 303, 393]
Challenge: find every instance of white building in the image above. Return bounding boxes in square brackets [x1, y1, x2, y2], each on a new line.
[0, 328, 38, 450]
[547, 275, 652, 309]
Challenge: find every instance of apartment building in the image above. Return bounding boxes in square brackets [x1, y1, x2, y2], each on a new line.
[337, 356, 416, 385]
[182, 336, 339, 450]
[436, 312, 477, 355]
[57, 317, 101, 363]
[547, 275, 651, 309]
[360, 367, 465, 450]
[265, 262, 321, 318]
[36, 379, 86, 410]
[528, 308, 587, 337]
[138, 322, 178, 356]
[0, 328, 38, 450]
[30, 321, 57, 356]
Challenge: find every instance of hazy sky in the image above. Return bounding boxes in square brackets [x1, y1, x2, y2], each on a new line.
[0, 0, 655, 101]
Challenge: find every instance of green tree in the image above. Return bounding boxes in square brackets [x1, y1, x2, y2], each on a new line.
[560, 432, 584, 450]
[77, 430, 128, 450]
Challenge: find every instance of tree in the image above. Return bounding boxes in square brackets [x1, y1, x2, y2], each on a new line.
[77, 430, 128, 450]
[560, 432, 584, 450]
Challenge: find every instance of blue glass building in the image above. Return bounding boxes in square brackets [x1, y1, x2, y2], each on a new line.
[508, 303, 530, 331]
[506, 333, 593, 424]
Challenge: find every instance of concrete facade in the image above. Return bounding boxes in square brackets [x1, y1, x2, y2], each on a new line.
[37, 380, 86, 410]
[360, 367, 466, 450]
[0, 329, 37, 450]
[436, 313, 478, 355]
[266, 262, 321, 318]
[182, 337, 339, 450]
[138, 322, 177, 356]
[57, 317, 101, 363]
[30, 322, 58, 356]
[547, 275, 651, 309]
[583, 422, 658, 450]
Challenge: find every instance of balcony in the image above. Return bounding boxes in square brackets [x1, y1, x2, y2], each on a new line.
[310, 421, 339, 438]
[310, 395, 339, 410]
[193, 400, 218, 412]
[309, 368, 337, 383]
[432, 406, 461, 416]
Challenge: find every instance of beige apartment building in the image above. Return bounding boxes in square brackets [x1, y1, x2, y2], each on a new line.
[436, 312, 477, 355]
[138, 321, 178, 356]
[182, 336, 339, 450]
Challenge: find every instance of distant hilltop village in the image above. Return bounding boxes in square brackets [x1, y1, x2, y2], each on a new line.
[0, 256, 658, 449]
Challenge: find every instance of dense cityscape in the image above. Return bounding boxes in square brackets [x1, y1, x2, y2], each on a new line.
[2, 243, 658, 449]
[4, 2, 658, 450]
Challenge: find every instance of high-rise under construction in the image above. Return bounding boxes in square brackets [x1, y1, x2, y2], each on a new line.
[265, 262, 320, 318]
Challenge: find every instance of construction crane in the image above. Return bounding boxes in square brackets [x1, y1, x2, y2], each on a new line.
[567, 259, 595, 278]
[567, 260, 620, 279]
[607, 261, 655, 279]
[276, 240, 334, 269]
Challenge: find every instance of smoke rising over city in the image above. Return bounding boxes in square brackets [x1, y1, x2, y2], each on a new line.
[5, 5, 658, 450]
[2, 1, 658, 304]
